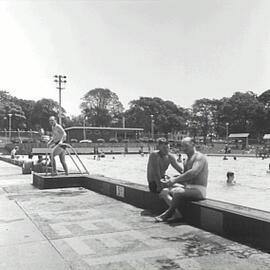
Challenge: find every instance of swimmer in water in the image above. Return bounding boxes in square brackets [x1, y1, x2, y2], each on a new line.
[226, 172, 236, 185]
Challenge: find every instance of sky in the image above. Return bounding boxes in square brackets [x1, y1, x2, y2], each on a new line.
[1, 0, 270, 116]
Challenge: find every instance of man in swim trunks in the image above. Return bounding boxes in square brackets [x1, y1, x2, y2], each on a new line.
[147, 137, 183, 193]
[10, 146, 19, 159]
[155, 137, 208, 222]
[47, 116, 68, 175]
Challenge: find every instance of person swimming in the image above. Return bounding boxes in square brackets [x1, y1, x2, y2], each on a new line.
[226, 171, 236, 185]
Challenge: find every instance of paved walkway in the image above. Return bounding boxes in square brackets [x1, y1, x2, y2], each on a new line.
[0, 160, 270, 270]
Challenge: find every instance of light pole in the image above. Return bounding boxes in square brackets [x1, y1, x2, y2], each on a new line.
[17, 129, 21, 142]
[8, 113, 12, 140]
[83, 116, 88, 140]
[122, 116, 125, 128]
[226, 122, 229, 141]
[150, 115, 154, 140]
[122, 116, 127, 139]
[54, 75, 67, 125]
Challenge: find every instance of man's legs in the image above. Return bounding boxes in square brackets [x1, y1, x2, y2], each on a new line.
[51, 146, 67, 175]
[159, 185, 186, 219]
[159, 188, 171, 205]
[159, 185, 183, 205]
[50, 153, 57, 175]
[59, 150, 68, 175]
[155, 188, 203, 222]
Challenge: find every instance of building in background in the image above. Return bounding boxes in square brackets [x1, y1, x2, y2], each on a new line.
[65, 126, 144, 143]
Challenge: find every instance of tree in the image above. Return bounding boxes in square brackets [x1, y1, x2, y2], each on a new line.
[80, 88, 124, 127]
[258, 89, 270, 107]
[124, 97, 188, 135]
[192, 98, 212, 142]
[0, 91, 26, 130]
[14, 98, 35, 130]
[32, 98, 65, 131]
[0, 92, 68, 132]
[191, 98, 223, 142]
[219, 92, 264, 137]
[255, 90, 270, 136]
[64, 115, 82, 128]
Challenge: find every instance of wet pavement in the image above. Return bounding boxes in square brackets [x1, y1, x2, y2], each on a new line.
[0, 160, 270, 270]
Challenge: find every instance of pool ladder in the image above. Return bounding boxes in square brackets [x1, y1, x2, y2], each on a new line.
[45, 143, 89, 175]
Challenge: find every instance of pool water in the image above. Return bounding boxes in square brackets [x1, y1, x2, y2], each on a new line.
[60, 154, 270, 212]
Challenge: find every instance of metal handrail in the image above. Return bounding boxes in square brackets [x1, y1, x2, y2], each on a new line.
[45, 143, 89, 175]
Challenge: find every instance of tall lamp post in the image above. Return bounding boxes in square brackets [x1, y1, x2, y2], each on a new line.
[122, 116, 127, 139]
[226, 122, 229, 141]
[83, 116, 88, 140]
[150, 114, 154, 140]
[122, 116, 126, 128]
[8, 113, 12, 140]
[54, 75, 67, 125]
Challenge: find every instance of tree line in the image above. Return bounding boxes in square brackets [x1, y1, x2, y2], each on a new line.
[1, 88, 270, 140]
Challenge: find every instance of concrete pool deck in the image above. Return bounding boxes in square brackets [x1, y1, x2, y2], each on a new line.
[32, 171, 270, 252]
[0, 161, 270, 269]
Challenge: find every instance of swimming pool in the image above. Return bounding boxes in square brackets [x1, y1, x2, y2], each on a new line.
[61, 154, 270, 212]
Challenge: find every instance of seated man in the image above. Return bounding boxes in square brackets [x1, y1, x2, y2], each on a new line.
[147, 137, 183, 193]
[22, 154, 34, 174]
[47, 116, 68, 175]
[155, 137, 208, 222]
[10, 146, 19, 159]
[32, 155, 47, 173]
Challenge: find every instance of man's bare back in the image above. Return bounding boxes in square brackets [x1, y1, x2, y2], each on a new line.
[183, 151, 208, 187]
[147, 139, 183, 193]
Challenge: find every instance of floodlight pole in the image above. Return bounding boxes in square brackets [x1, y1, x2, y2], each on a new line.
[150, 114, 154, 140]
[226, 122, 229, 141]
[54, 75, 67, 125]
[83, 116, 88, 140]
[8, 114, 12, 140]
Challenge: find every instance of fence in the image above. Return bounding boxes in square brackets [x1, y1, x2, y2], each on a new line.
[0, 130, 40, 144]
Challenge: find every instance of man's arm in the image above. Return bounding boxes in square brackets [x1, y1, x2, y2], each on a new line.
[47, 136, 53, 147]
[169, 154, 184, 174]
[147, 153, 162, 191]
[171, 155, 206, 185]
